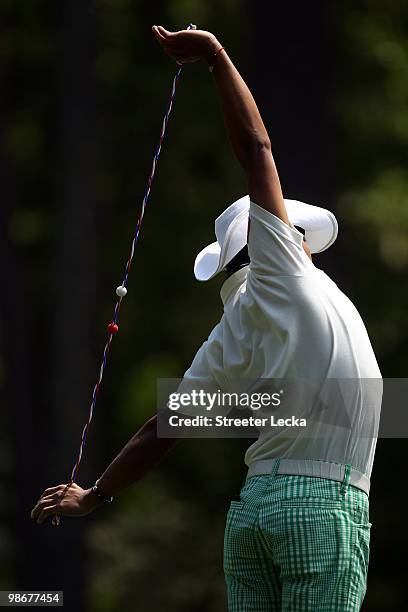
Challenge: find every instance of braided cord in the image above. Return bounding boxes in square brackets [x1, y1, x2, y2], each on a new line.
[52, 24, 196, 526]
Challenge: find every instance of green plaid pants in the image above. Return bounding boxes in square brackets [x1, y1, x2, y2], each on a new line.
[224, 460, 371, 611]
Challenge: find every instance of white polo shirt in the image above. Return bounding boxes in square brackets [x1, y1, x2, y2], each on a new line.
[180, 201, 382, 479]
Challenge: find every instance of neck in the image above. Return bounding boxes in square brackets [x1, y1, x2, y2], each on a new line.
[226, 261, 249, 278]
[225, 245, 250, 278]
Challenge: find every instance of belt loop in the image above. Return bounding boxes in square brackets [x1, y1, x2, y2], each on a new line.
[340, 464, 351, 496]
[270, 458, 281, 479]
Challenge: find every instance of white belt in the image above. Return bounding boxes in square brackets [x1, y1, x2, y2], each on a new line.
[247, 458, 370, 495]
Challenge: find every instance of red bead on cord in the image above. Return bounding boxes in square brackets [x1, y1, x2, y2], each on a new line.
[107, 322, 119, 334]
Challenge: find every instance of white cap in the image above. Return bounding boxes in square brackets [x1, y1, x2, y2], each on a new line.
[194, 195, 338, 281]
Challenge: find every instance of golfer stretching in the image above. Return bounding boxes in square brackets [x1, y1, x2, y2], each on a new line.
[32, 26, 382, 611]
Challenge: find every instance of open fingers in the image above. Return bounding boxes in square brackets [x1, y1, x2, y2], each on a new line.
[40, 491, 64, 505]
[152, 25, 164, 40]
[40, 484, 66, 499]
[31, 492, 64, 521]
[37, 504, 59, 524]
[156, 25, 174, 38]
[31, 499, 47, 520]
[32, 485, 67, 519]
[31, 496, 54, 520]
[153, 25, 187, 45]
[152, 25, 170, 43]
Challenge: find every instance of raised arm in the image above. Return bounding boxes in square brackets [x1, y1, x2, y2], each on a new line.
[152, 25, 289, 224]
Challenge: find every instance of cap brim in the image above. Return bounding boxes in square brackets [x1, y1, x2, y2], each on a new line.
[284, 199, 338, 253]
[194, 210, 249, 281]
[195, 199, 338, 281]
[194, 241, 222, 281]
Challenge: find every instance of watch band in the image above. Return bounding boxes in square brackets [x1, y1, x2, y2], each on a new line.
[92, 480, 114, 504]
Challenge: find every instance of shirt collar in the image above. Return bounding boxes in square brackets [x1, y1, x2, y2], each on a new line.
[220, 265, 249, 305]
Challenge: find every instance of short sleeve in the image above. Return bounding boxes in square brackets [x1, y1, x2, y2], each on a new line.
[174, 322, 230, 417]
[248, 200, 309, 277]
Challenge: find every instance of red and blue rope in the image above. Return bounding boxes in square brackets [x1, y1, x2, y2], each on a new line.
[52, 24, 196, 526]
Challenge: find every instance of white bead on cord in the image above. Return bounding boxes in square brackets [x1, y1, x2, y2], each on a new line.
[116, 286, 127, 298]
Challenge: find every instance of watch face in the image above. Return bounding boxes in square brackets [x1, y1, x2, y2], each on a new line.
[92, 483, 113, 503]
[92, 484, 102, 498]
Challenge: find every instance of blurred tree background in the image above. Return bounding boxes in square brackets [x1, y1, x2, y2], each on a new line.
[0, 0, 407, 610]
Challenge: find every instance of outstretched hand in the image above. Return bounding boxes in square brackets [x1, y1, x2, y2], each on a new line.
[152, 25, 220, 65]
[30, 482, 100, 524]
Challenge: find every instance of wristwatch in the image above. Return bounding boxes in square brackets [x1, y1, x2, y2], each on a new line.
[91, 480, 114, 504]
